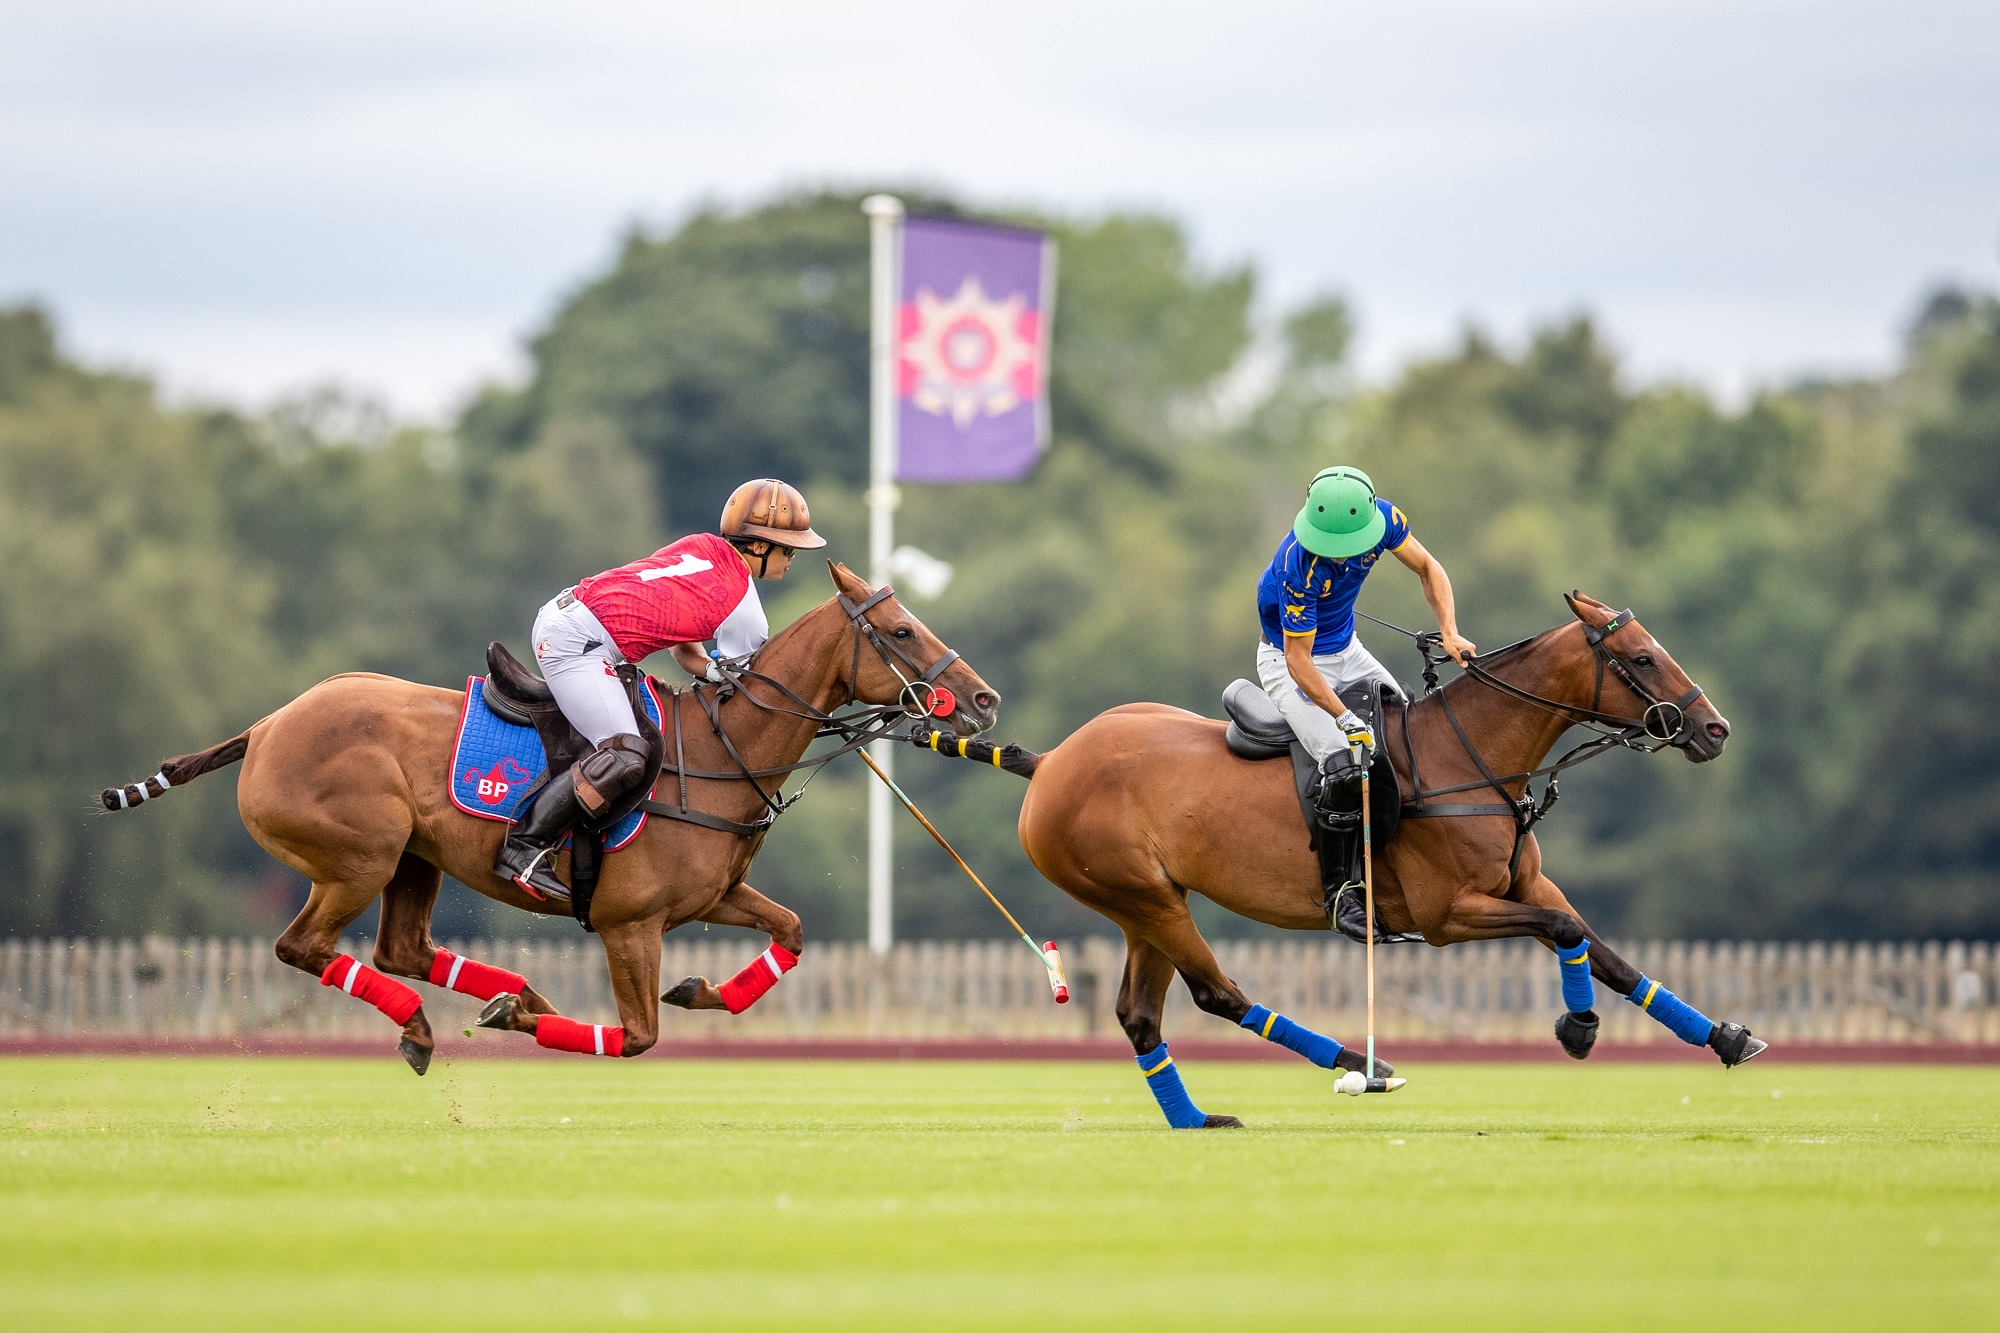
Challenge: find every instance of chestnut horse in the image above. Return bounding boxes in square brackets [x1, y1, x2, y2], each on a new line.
[999, 592, 1759, 1128]
[99, 563, 994, 1071]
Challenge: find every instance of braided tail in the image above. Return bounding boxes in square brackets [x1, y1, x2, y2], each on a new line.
[99, 732, 252, 812]
[908, 726, 1041, 779]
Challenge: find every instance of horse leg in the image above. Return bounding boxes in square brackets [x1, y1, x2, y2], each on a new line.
[274, 875, 434, 1075]
[661, 882, 804, 1013]
[372, 853, 560, 1017]
[1113, 931, 1239, 1130]
[1146, 908, 1385, 1078]
[478, 917, 663, 1057]
[1515, 875, 1765, 1067]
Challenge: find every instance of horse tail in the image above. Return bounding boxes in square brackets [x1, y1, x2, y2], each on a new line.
[98, 730, 253, 812]
[909, 728, 1041, 779]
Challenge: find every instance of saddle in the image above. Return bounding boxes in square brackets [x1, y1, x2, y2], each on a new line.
[482, 642, 666, 930]
[1221, 677, 1420, 943]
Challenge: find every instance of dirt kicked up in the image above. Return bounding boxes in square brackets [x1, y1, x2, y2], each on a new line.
[2, 1058, 1994, 1331]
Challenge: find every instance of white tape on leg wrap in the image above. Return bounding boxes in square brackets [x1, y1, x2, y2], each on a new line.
[592, 1025, 605, 1055]
[341, 959, 363, 994]
[761, 947, 783, 981]
[445, 955, 466, 990]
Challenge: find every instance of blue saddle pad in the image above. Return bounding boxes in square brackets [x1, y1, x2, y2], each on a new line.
[449, 676, 663, 853]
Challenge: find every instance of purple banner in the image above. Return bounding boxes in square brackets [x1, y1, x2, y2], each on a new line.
[896, 215, 1053, 483]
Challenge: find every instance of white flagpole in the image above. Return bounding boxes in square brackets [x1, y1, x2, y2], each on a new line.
[862, 193, 904, 957]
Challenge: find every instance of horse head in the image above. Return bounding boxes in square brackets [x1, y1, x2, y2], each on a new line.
[1563, 591, 1731, 763]
[827, 561, 1000, 737]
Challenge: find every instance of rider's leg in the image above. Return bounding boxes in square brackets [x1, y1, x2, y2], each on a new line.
[496, 596, 644, 899]
[662, 882, 804, 1012]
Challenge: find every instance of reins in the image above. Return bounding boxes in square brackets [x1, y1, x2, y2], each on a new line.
[1354, 607, 1709, 875]
[637, 586, 950, 837]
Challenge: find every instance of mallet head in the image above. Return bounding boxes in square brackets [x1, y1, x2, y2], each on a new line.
[1335, 1071, 1406, 1096]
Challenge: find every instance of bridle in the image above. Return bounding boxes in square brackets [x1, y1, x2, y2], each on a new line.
[637, 585, 961, 837]
[836, 586, 962, 718]
[1359, 606, 1713, 876]
[1453, 609, 1707, 750]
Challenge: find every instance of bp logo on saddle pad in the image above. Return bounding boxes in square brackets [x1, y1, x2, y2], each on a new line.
[448, 676, 664, 853]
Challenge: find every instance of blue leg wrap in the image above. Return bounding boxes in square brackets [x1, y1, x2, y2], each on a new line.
[1240, 1003, 1345, 1069]
[1627, 974, 1717, 1046]
[1135, 1042, 1208, 1129]
[1556, 939, 1595, 1013]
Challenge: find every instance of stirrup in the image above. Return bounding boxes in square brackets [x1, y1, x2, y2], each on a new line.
[1329, 884, 1423, 946]
[503, 842, 571, 903]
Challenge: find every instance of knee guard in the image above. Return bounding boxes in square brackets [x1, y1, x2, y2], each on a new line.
[571, 734, 648, 818]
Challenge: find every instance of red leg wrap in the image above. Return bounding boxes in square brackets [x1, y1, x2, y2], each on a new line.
[716, 943, 799, 1015]
[426, 949, 527, 1002]
[534, 1014, 625, 1057]
[319, 955, 422, 1026]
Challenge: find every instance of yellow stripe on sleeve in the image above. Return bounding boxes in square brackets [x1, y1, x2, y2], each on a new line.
[1142, 1055, 1175, 1077]
[1638, 980, 1661, 1011]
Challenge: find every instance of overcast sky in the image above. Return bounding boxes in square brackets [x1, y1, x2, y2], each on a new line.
[3, 1, 1996, 418]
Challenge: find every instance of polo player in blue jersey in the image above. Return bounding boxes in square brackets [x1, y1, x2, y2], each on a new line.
[1255, 466, 1475, 938]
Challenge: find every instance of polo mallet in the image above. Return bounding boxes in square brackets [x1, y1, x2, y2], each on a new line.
[1336, 734, 1405, 1096]
[857, 749, 1068, 1003]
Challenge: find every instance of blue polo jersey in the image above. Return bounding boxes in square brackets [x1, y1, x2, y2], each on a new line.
[1256, 498, 1411, 656]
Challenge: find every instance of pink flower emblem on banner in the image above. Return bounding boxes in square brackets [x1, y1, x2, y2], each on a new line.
[899, 277, 1041, 429]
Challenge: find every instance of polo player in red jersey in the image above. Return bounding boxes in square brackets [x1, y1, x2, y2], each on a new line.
[495, 478, 826, 900]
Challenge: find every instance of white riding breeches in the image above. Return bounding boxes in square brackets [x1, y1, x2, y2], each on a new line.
[531, 592, 641, 746]
[1254, 637, 1399, 765]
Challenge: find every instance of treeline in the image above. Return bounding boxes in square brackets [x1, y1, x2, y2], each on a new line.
[2, 191, 1995, 942]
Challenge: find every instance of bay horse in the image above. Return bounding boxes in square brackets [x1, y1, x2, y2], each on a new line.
[99, 562, 994, 1071]
[963, 592, 1759, 1127]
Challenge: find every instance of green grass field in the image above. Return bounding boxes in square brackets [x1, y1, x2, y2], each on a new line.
[2, 1056, 1995, 1330]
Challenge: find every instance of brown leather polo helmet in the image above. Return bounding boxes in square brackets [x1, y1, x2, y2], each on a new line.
[719, 478, 827, 550]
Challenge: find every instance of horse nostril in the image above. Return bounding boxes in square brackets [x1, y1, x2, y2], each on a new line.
[1705, 721, 1729, 740]
[974, 692, 996, 712]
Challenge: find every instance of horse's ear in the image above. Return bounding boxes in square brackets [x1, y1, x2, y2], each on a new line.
[827, 560, 872, 597]
[1564, 590, 1615, 625]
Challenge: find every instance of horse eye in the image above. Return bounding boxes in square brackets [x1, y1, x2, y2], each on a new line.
[893, 627, 913, 640]
[1634, 654, 1653, 668]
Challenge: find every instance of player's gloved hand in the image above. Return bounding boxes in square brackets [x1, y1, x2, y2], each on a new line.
[704, 654, 725, 683]
[1336, 710, 1374, 759]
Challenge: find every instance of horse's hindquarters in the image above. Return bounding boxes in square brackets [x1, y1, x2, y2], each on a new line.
[1018, 708, 1328, 932]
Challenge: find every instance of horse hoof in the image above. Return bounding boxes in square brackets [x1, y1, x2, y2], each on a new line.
[475, 995, 519, 1031]
[1201, 1114, 1244, 1129]
[661, 976, 705, 1009]
[1555, 1010, 1599, 1060]
[1710, 1022, 1767, 1067]
[1335, 1050, 1394, 1078]
[399, 1037, 432, 1076]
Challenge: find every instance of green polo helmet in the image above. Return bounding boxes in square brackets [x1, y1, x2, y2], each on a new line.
[1293, 466, 1386, 558]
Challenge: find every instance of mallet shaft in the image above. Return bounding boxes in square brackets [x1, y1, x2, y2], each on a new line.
[857, 748, 1057, 977]
[1360, 746, 1375, 1079]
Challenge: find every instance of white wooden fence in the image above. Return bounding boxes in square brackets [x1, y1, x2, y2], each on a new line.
[3, 936, 1995, 1045]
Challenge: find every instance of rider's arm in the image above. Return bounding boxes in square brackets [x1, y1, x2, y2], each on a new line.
[669, 642, 711, 678]
[1284, 632, 1349, 718]
[1391, 535, 1476, 663]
